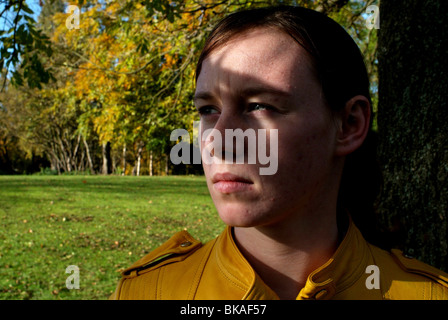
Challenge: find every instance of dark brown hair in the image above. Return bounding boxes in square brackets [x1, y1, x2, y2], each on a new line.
[195, 6, 384, 247]
[196, 6, 372, 112]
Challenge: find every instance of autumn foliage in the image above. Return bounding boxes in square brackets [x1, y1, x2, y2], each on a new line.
[0, 0, 378, 175]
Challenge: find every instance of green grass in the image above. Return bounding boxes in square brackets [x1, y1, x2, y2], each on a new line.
[0, 175, 224, 300]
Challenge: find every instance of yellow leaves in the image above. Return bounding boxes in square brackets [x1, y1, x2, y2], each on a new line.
[180, 10, 204, 32]
[106, 2, 121, 15]
[133, 125, 143, 135]
[116, 73, 136, 91]
[93, 105, 121, 143]
[163, 53, 178, 69]
[160, 42, 179, 70]
[93, 33, 115, 50]
[50, 13, 66, 42]
[66, 1, 79, 6]
[37, 0, 207, 149]
[74, 65, 95, 99]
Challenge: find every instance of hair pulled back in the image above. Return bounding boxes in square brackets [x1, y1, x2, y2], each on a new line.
[195, 6, 384, 247]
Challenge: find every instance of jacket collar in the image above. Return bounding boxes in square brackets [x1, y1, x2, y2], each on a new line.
[214, 216, 370, 300]
[297, 217, 370, 299]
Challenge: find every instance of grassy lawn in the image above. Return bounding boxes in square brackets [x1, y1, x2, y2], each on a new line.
[0, 175, 224, 300]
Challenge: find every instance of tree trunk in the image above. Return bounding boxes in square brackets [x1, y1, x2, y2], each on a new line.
[72, 133, 81, 172]
[376, 0, 448, 271]
[82, 136, 95, 174]
[122, 144, 126, 176]
[79, 150, 85, 172]
[149, 150, 153, 176]
[56, 134, 71, 172]
[165, 153, 169, 176]
[136, 143, 143, 176]
[102, 142, 111, 175]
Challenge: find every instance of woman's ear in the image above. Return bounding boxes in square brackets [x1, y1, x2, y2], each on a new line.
[335, 95, 371, 156]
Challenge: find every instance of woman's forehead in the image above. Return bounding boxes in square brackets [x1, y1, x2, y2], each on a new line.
[196, 28, 315, 95]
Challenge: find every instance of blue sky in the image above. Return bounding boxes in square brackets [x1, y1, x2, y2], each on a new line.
[0, 1, 42, 78]
[0, 0, 42, 30]
[27, 0, 42, 19]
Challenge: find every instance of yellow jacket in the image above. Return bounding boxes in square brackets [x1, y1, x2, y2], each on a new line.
[110, 219, 448, 300]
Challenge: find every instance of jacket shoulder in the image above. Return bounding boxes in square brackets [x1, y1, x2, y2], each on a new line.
[121, 230, 203, 277]
[372, 246, 448, 299]
[110, 230, 216, 299]
[389, 249, 448, 288]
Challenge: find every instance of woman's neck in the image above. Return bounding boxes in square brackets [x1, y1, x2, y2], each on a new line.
[233, 209, 339, 300]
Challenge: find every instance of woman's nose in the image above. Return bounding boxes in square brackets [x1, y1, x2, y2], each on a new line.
[206, 111, 253, 164]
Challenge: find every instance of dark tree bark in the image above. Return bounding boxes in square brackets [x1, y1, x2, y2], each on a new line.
[377, 0, 448, 271]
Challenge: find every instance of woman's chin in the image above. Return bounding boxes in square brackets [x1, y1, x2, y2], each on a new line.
[215, 203, 277, 228]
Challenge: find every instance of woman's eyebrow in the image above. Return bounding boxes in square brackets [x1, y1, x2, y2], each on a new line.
[194, 85, 291, 103]
[193, 91, 214, 103]
[239, 85, 291, 98]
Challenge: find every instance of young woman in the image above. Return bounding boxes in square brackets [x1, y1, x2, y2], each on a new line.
[111, 6, 448, 300]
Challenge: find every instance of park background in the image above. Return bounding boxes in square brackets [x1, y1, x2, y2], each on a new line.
[1, 0, 447, 299]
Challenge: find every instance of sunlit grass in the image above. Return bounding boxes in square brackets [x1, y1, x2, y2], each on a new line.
[0, 175, 224, 300]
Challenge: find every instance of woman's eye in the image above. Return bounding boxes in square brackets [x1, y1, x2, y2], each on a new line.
[249, 103, 273, 112]
[197, 106, 219, 116]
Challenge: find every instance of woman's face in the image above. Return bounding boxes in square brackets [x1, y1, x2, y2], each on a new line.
[194, 28, 342, 228]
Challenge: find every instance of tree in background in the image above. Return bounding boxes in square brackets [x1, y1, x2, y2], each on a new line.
[1, 0, 379, 175]
[377, 0, 448, 271]
[1, 0, 446, 277]
[0, 0, 54, 89]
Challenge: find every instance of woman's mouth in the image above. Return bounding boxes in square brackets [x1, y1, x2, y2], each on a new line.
[212, 172, 254, 193]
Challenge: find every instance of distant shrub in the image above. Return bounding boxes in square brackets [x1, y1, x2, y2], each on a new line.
[35, 167, 59, 175]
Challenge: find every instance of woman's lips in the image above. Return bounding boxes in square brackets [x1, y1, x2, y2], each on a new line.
[212, 172, 254, 193]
